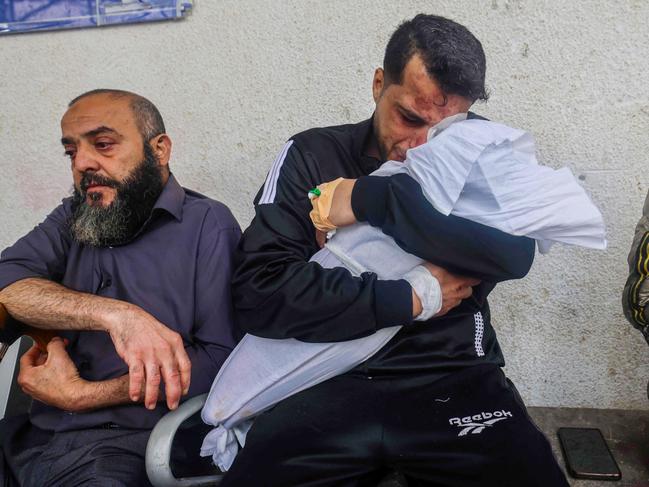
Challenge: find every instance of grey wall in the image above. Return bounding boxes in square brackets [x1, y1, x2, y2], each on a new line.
[0, 0, 647, 409]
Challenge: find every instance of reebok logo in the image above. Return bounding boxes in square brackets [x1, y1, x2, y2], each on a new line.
[448, 409, 513, 436]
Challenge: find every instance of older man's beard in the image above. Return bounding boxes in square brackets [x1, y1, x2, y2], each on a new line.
[70, 144, 164, 247]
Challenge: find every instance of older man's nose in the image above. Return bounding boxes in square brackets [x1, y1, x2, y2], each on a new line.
[73, 146, 100, 173]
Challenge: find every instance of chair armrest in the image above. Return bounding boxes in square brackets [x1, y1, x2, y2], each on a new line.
[146, 393, 223, 487]
[0, 304, 8, 362]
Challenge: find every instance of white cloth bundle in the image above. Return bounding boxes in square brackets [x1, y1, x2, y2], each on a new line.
[361, 115, 606, 255]
[200, 117, 607, 471]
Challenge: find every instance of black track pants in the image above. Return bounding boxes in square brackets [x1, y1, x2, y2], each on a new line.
[221, 364, 569, 487]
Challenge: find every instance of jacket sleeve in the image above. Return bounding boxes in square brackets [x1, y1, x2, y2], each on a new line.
[351, 174, 536, 282]
[232, 141, 413, 343]
[622, 190, 649, 345]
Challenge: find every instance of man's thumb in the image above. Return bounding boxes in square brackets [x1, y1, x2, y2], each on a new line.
[46, 337, 66, 354]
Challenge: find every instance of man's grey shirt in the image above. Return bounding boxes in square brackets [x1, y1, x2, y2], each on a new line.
[0, 175, 241, 431]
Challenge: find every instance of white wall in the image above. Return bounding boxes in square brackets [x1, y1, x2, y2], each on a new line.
[0, 0, 647, 409]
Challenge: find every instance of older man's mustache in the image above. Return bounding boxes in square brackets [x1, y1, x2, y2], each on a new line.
[79, 172, 120, 193]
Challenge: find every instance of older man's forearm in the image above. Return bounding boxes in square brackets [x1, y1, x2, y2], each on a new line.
[0, 277, 132, 332]
[62, 375, 157, 412]
[2, 277, 192, 410]
[65, 375, 132, 412]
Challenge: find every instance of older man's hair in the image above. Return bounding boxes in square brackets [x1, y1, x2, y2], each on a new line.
[383, 14, 489, 103]
[68, 89, 166, 141]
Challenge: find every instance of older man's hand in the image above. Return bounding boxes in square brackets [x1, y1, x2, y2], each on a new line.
[18, 337, 85, 411]
[106, 305, 191, 411]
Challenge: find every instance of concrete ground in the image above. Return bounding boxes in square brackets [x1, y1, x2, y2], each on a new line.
[529, 407, 649, 487]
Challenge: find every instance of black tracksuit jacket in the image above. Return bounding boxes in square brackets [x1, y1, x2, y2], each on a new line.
[232, 116, 535, 377]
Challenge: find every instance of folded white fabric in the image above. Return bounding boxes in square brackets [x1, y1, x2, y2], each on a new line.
[380, 117, 607, 252]
[200, 116, 607, 471]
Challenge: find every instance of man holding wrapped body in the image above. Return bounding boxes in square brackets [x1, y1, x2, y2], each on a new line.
[223, 14, 568, 487]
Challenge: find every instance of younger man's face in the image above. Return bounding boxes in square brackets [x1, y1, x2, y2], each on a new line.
[371, 54, 472, 162]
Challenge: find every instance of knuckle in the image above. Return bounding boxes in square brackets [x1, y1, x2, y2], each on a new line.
[167, 371, 181, 381]
[157, 343, 172, 355]
[127, 350, 143, 361]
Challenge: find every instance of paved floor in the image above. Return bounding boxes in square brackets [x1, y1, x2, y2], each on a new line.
[529, 407, 649, 487]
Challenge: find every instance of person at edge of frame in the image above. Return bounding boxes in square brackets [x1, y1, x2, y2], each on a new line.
[622, 188, 649, 400]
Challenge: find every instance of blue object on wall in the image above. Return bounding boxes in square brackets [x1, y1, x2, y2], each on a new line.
[0, 1, 193, 35]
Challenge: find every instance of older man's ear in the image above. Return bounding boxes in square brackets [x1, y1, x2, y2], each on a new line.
[150, 134, 172, 169]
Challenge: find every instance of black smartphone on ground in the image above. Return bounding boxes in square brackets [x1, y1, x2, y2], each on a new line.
[557, 427, 622, 481]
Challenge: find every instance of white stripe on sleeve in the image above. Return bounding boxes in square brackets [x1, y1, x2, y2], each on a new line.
[259, 140, 294, 205]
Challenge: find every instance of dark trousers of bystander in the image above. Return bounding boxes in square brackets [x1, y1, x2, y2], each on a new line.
[0, 414, 152, 487]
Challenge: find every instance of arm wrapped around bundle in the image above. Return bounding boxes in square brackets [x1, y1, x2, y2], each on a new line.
[201, 117, 607, 471]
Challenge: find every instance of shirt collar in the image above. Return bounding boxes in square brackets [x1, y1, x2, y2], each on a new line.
[351, 115, 383, 175]
[152, 173, 184, 222]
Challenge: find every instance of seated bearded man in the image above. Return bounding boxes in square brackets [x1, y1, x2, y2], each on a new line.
[0, 89, 240, 487]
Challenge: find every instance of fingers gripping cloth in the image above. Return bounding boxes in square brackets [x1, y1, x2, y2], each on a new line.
[308, 178, 345, 232]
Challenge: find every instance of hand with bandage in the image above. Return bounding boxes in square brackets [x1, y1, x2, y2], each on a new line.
[308, 178, 358, 233]
[308, 178, 479, 321]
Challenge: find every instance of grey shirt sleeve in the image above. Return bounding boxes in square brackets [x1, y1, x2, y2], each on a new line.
[0, 201, 72, 291]
[0, 201, 72, 343]
[182, 206, 241, 397]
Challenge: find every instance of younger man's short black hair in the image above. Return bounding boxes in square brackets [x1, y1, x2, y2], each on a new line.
[384, 14, 489, 103]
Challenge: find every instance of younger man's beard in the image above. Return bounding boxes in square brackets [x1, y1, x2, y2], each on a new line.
[70, 144, 164, 247]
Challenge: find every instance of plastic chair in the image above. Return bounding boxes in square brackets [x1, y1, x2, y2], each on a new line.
[0, 303, 37, 420]
[146, 393, 223, 487]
